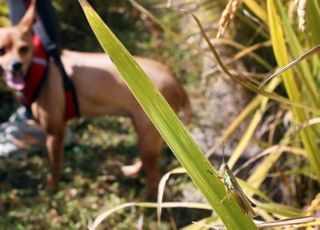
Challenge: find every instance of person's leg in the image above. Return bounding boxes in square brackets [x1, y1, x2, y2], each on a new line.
[6, 0, 26, 25]
[35, 0, 60, 49]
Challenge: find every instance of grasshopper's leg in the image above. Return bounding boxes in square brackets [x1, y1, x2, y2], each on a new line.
[219, 189, 231, 205]
[220, 195, 228, 204]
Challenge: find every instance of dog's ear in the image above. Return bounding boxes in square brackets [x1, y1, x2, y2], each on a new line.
[18, 0, 36, 33]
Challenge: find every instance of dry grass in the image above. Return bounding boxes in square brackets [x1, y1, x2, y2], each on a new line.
[217, 0, 241, 38]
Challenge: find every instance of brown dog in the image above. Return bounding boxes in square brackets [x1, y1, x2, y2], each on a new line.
[0, 2, 191, 194]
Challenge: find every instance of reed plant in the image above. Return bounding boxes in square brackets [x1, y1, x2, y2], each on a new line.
[82, 0, 320, 228]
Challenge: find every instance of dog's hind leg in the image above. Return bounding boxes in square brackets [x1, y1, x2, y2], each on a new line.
[134, 117, 164, 197]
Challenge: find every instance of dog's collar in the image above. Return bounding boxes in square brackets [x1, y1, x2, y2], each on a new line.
[21, 35, 48, 106]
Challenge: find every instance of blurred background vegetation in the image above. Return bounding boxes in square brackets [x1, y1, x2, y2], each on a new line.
[1, 0, 320, 229]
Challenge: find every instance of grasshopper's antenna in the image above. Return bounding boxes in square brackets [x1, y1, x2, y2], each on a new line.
[221, 142, 225, 165]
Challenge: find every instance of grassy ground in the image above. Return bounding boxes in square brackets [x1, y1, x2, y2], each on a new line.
[0, 117, 211, 229]
[0, 119, 144, 229]
[0, 1, 209, 228]
[4, 0, 320, 228]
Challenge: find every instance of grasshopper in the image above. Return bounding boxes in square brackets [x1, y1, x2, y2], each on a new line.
[218, 151, 256, 217]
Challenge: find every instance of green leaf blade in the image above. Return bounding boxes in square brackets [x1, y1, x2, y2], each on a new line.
[79, 0, 257, 229]
[267, 0, 320, 179]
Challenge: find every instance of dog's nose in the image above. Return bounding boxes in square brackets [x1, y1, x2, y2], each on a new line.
[11, 61, 22, 72]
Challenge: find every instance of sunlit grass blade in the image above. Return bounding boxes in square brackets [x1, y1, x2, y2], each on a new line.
[192, 14, 320, 114]
[192, 216, 319, 229]
[258, 216, 320, 229]
[129, 0, 270, 71]
[78, 0, 257, 229]
[259, 45, 320, 89]
[276, 1, 319, 106]
[267, 0, 320, 179]
[160, 168, 272, 204]
[206, 95, 261, 157]
[193, 9, 320, 178]
[194, 13, 280, 167]
[184, 202, 302, 229]
[299, 118, 320, 130]
[306, 1, 320, 46]
[234, 144, 307, 176]
[214, 38, 272, 70]
[237, 179, 272, 203]
[306, 0, 320, 80]
[88, 201, 212, 230]
[247, 145, 285, 189]
[243, 0, 268, 23]
[157, 167, 186, 225]
[247, 0, 320, 191]
[255, 202, 302, 217]
[227, 78, 280, 168]
[157, 168, 299, 216]
[162, 169, 301, 229]
[229, 40, 272, 70]
[181, 216, 220, 230]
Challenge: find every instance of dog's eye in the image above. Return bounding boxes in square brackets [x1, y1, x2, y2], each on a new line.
[19, 45, 30, 55]
[0, 47, 6, 56]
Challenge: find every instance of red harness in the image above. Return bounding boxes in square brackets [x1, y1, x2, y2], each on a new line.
[21, 36, 79, 121]
[21, 36, 47, 106]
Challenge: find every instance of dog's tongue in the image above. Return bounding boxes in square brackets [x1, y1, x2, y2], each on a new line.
[5, 72, 25, 91]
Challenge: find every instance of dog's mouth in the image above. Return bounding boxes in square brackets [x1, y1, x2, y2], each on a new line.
[4, 70, 26, 91]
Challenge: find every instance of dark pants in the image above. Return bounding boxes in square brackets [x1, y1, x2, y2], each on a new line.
[6, 0, 60, 51]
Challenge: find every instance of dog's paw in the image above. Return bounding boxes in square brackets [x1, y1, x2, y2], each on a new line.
[46, 177, 59, 193]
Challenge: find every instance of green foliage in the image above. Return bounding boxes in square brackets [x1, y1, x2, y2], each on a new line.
[54, 0, 165, 55]
[2, 0, 320, 228]
[0, 154, 142, 228]
[79, 0, 257, 229]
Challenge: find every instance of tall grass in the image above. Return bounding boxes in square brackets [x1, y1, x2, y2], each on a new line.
[79, 0, 257, 229]
[2, 0, 319, 228]
[90, 0, 320, 228]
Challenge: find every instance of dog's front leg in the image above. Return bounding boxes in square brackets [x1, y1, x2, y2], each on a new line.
[46, 129, 65, 189]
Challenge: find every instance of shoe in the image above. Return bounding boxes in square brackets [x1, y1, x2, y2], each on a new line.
[0, 108, 73, 157]
[0, 120, 45, 157]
